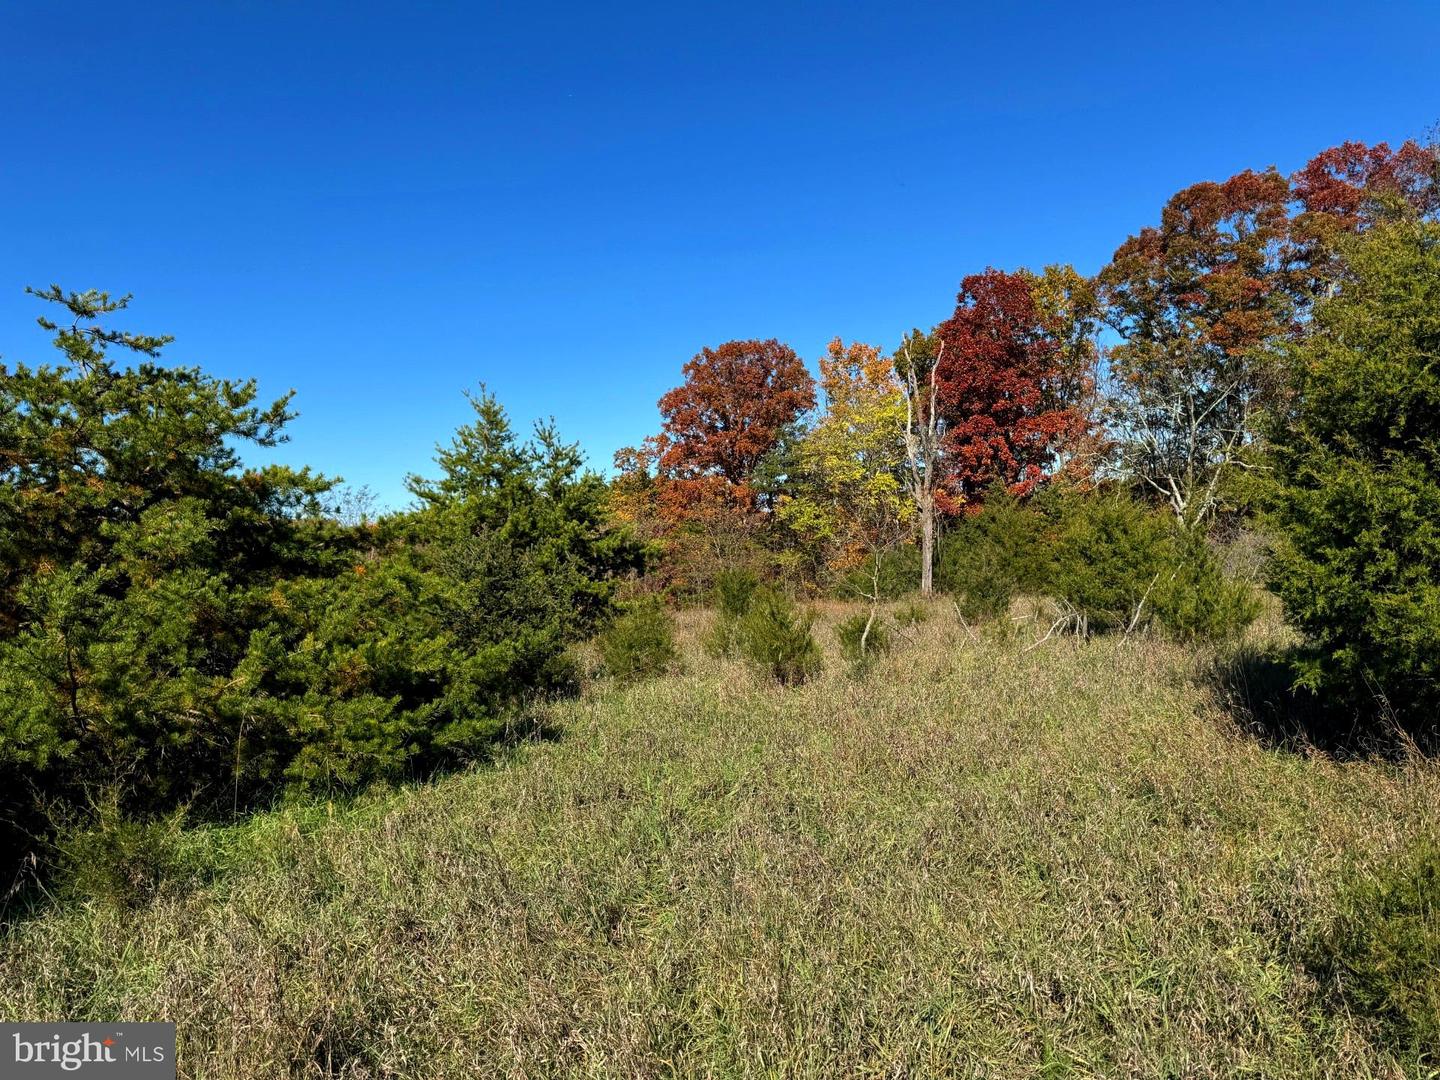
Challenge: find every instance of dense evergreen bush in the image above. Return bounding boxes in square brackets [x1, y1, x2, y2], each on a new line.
[0, 289, 644, 877]
[706, 567, 761, 657]
[939, 487, 1051, 619]
[943, 535, 1023, 621]
[934, 486, 1258, 641]
[934, 488, 1257, 641]
[1047, 495, 1170, 633]
[737, 589, 822, 684]
[714, 568, 761, 619]
[597, 599, 678, 683]
[1151, 530, 1260, 643]
[1268, 220, 1440, 734]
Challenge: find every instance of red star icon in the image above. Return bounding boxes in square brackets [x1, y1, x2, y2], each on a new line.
[103, 1038, 115, 1047]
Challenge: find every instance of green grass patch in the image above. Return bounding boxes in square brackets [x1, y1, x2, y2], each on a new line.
[2, 602, 1436, 1077]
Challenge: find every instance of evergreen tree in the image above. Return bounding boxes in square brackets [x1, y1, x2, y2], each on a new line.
[1, 292, 646, 878]
[1, 287, 343, 858]
[1268, 219, 1440, 734]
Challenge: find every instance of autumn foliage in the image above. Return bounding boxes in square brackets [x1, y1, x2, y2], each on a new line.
[780, 338, 910, 579]
[611, 339, 815, 593]
[933, 269, 1088, 502]
[654, 339, 813, 495]
[1103, 168, 1304, 359]
[1098, 139, 1439, 525]
[1293, 140, 1440, 233]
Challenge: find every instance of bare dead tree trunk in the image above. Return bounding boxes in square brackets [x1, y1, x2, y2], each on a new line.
[919, 498, 934, 598]
[901, 340, 944, 598]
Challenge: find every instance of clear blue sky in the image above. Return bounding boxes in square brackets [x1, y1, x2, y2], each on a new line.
[3, 2, 1436, 508]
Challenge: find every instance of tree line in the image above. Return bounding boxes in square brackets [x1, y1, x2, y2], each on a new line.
[614, 139, 1438, 585]
[2, 136, 1437, 894]
[611, 137, 1440, 726]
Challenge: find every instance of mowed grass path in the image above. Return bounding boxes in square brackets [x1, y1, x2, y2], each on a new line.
[2, 603, 1435, 1078]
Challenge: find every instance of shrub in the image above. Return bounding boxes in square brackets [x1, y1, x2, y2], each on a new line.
[835, 612, 891, 665]
[706, 568, 762, 657]
[1309, 842, 1440, 1059]
[737, 589, 822, 685]
[1151, 531, 1261, 643]
[949, 546, 1020, 621]
[597, 599, 678, 683]
[939, 488, 1050, 620]
[704, 617, 741, 659]
[936, 489, 1257, 641]
[714, 568, 762, 619]
[893, 601, 929, 627]
[1049, 495, 1171, 633]
[54, 798, 191, 911]
[1268, 219, 1440, 734]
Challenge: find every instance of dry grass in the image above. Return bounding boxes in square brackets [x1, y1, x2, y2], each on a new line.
[2, 600, 1436, 1078]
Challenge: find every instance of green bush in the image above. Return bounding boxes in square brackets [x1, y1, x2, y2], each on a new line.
[893, 601, 929, 627]
[835, 612, 891, 665]
[706, 568, 761, 657]
[737, 589, 822, 685]
[704, 617, 741, 659]
[935, 488, 1257, 642]
[0, 290, 645, 884]
[1268, 219, 1440, 734]
[1309, 842, 1440, 1059]
[939, 487, 1051, 619]
[54, 798, 191, 911]
[949, 545, 1021, 621]
[1151, 531, 1261, 643]
[1049, 495, 1171, 633]
[714, 568, 761, 619]
[598, 599, 678, 683]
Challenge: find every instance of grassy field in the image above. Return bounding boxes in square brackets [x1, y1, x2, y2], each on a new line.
[1, 601, 1436, 1078]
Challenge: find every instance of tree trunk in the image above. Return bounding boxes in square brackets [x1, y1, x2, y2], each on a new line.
[919, 501, 934, 597]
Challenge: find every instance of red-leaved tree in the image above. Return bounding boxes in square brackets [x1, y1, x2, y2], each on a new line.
[654, 338, 815, 508]
[1292, 139, 1440, 287]
[1098, 141, 1439, 526]
[934, 270, 1088, 503]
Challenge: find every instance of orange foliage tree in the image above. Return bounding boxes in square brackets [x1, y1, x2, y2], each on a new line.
[612, 339, 815, 593]
[1099, 140, 1438, 526]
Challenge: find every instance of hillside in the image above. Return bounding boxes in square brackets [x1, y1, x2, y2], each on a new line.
[1, 602, 1433, 1078]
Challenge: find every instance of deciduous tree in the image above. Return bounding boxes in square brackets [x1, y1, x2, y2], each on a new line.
[1291, 139, 1440, 288]
[654, 338, 815, 507]
[934, 269, 1088, 502]
[613, 339, 815, 595]
[1023, 264, 1109, 485]
[1100, 141, 1439, 528]
[780, 339, 911, 633]
[894, 328, 945, 596]
[1100, 169, 1302, 526]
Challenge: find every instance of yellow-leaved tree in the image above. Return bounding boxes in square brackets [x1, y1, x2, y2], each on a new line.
[780, 339, 913, 649]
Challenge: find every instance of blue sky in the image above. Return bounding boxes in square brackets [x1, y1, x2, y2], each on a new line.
[3, 1, 1436, 508]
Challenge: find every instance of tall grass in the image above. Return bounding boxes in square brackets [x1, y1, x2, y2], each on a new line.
[1, 600, 1435, 1078]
